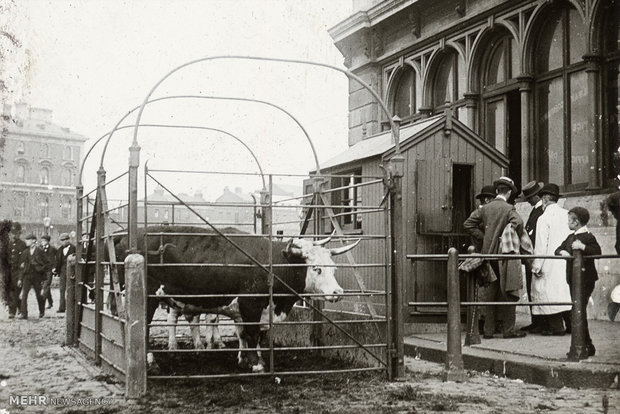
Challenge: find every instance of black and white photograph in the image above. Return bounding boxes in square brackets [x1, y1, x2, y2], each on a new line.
[0, 0, 619, 412]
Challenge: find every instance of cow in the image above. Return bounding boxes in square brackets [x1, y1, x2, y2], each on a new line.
[111, 225, 359, 372]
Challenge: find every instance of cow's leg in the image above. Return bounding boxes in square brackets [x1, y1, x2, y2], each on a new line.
[205, 314, 225, 349]
[235, 324, 249, 368]
[167, 308, 180, 350]
[186, 313, 204, 349]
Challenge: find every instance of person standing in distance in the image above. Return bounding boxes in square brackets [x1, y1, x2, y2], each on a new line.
[39, 234, 56, 310]
[18, 234, 50, 319]
[7, 222, 27, 318]
[55, 233, 75, 313]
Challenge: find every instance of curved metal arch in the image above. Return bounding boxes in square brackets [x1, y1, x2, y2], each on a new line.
[131, 56, 399, 169]
[81, 123, 267, 189]
[98, 95, 316, 177]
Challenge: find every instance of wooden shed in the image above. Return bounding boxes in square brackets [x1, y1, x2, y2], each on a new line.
[314, 112, 509, 324]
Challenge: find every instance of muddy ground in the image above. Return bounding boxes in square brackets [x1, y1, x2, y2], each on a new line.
[0, 290, 618, 413]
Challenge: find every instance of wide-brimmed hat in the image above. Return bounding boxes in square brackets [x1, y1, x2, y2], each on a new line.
[41, 234, 51, 241]
[539, 183, 560, 198]
[493, 176, 518, 194]
[521, 181, 543, 200]
[59, 233, 70, 241]
[475, 185, 496, 200]
[24, 233, 37, 240]
[10, 222, 22, 234]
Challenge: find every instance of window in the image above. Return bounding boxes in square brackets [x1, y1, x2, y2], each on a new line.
[16, 164, 26, 183]
[61, 196, 73, 219]
[432, 48, 467, 117]
[534, 3, 588, 188]
[331, 170, 362, 232]
[16, 141, 25, 154]
[603, 0, 620, 180]
[64, 146, 73, 160]
[391, 65, 416, 120]
[62, 168, 73, 186]
[40, 144, 50, 158]
[39, 196, 49, 218]
[39, 167, 50, 185]
[14, 193, 26, 217]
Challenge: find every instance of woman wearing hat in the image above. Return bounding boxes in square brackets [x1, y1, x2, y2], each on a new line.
[531, 183, 573, 335]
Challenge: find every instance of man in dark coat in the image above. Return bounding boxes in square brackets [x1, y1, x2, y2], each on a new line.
[464, 176, 526, 339]
[7, 222, 27, 318]
[555, 206, 601, 356]
[39, 234, 56, 309]
[520, 181, 545, 332]
[55, 233, 75, 313]
[18, 234, 50, 319]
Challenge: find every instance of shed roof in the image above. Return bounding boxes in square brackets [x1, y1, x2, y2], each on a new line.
[318, 115, 443, 170]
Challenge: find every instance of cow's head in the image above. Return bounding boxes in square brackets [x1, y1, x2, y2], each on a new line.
[283, 238, 360, 302]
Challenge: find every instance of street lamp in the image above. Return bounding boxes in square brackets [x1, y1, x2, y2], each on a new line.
[43, 216, 51, 236]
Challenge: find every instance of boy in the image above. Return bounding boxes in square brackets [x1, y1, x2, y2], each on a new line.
[555, 206, 601, 356]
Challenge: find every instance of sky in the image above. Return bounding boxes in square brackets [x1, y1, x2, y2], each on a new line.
[4, 0, 354, 200]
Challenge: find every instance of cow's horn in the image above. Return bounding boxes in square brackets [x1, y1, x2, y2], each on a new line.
[329, 239, 361, 256]
[284, 238, 304, 257]
[313, 236, 332, 246]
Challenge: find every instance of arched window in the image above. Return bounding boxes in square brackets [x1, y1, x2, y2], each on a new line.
[391, 65, 416, 120]
[14, 193, 26, 217]
[16, 141, 25, 154]
[62, 168, 73, 186]
[39, 167, 50, 185]
[534, 2, 588, 188]
[40, 144, 50, 158]
[64, 146, 73, 160]
[16, 164, 26, 183]
[602, 0, 620, 179]
[431, 48, 467, 120]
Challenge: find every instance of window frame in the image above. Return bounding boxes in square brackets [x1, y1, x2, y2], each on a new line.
[330, 169, 363, 233]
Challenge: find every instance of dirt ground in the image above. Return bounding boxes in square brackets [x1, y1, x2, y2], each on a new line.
[0, 290, 618, 413]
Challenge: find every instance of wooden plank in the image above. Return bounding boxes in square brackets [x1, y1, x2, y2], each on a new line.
[101, 334, 127, 372]
[101, 314, 125, 345]
[81, 305, 96, 329]
[99, 186, 125, 318]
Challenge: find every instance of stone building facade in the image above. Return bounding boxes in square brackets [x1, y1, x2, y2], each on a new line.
[0, 103, 88, 242]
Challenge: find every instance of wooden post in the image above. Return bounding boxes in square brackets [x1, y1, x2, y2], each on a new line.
[128, 143, 141, 252]
[65, 254, 76, 346]
[567, 250, 588, 361]
[444, 248, 466, 382]
[124, 253, 147, 398]
[94, 168, 106, 365]
[74, 185, 84, 344]
[260, 189, 271, 236]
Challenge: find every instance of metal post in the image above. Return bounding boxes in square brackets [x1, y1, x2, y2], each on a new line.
[444, 248, 466, 382]
[311, 177, 324, 349]
[128, 143, 141, 251]
[65, 254, 76, 346]
[74, 185, 84, 344]
[567, 250, 588, 361]
[260, 189, 271, 236]
[124, 253, 147, 398]
[94, 168, 106, 365]
[388, 119, 405, 380]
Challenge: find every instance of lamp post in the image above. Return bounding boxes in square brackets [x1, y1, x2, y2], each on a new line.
[43, 216, 51, 237]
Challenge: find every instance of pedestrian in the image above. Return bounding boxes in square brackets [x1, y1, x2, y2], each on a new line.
[18, 234, 51, 319]
[55, 232, 75, 313]
[39, 234, 57, 310]
[464, 176, 526, 339]
[520, 180, 545, 333]
[605, 191, 620, 321]
[7, 222, 27, 318]
[531, 183, 573, 335]
[555, 206, 601, 356]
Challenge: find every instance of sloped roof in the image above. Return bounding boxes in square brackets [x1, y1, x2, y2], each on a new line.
[318, 115, 443, 170]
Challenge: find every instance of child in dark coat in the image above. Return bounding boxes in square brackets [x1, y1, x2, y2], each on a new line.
[555, 206, 601, 357]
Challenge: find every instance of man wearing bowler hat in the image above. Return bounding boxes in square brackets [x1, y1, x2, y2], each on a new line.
[531, 183, 572, 335]
[520, 181, 545, 332]
[55, 233, 75, 313]
[18, 234, 51, 319]
[39, 234, 56, 309]
[464, 176, 526, 338]
[7, 222, 27, 318]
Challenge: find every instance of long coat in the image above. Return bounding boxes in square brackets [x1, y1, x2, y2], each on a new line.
[531, 203, 572, 315]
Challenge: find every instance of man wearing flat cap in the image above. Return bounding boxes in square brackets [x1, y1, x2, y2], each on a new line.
[531, 183, 572, 335]
[39, 234, 56, 310]
[464, 176, 526, 339]
[55, 233, 75, 313]
[18, 234, 51, 319]
[520, 181, 545, 332]
[7, 222, 27, 318]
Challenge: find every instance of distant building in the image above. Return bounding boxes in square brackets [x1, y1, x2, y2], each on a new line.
[0, 103, 88, 242]
[210, 187, 257, 232]
[137, 186, 210, 226]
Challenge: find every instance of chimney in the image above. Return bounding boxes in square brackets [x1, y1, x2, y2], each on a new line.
[29, 107, 53, 123]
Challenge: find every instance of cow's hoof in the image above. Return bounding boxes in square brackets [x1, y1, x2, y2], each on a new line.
[214, 340, 226, 349]
[194, 341, 205, 350]
[251, 363, 265, 373]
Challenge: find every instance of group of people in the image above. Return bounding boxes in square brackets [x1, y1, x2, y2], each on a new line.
[463, 176, 604, 357]
[7, 221, 75, 320]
